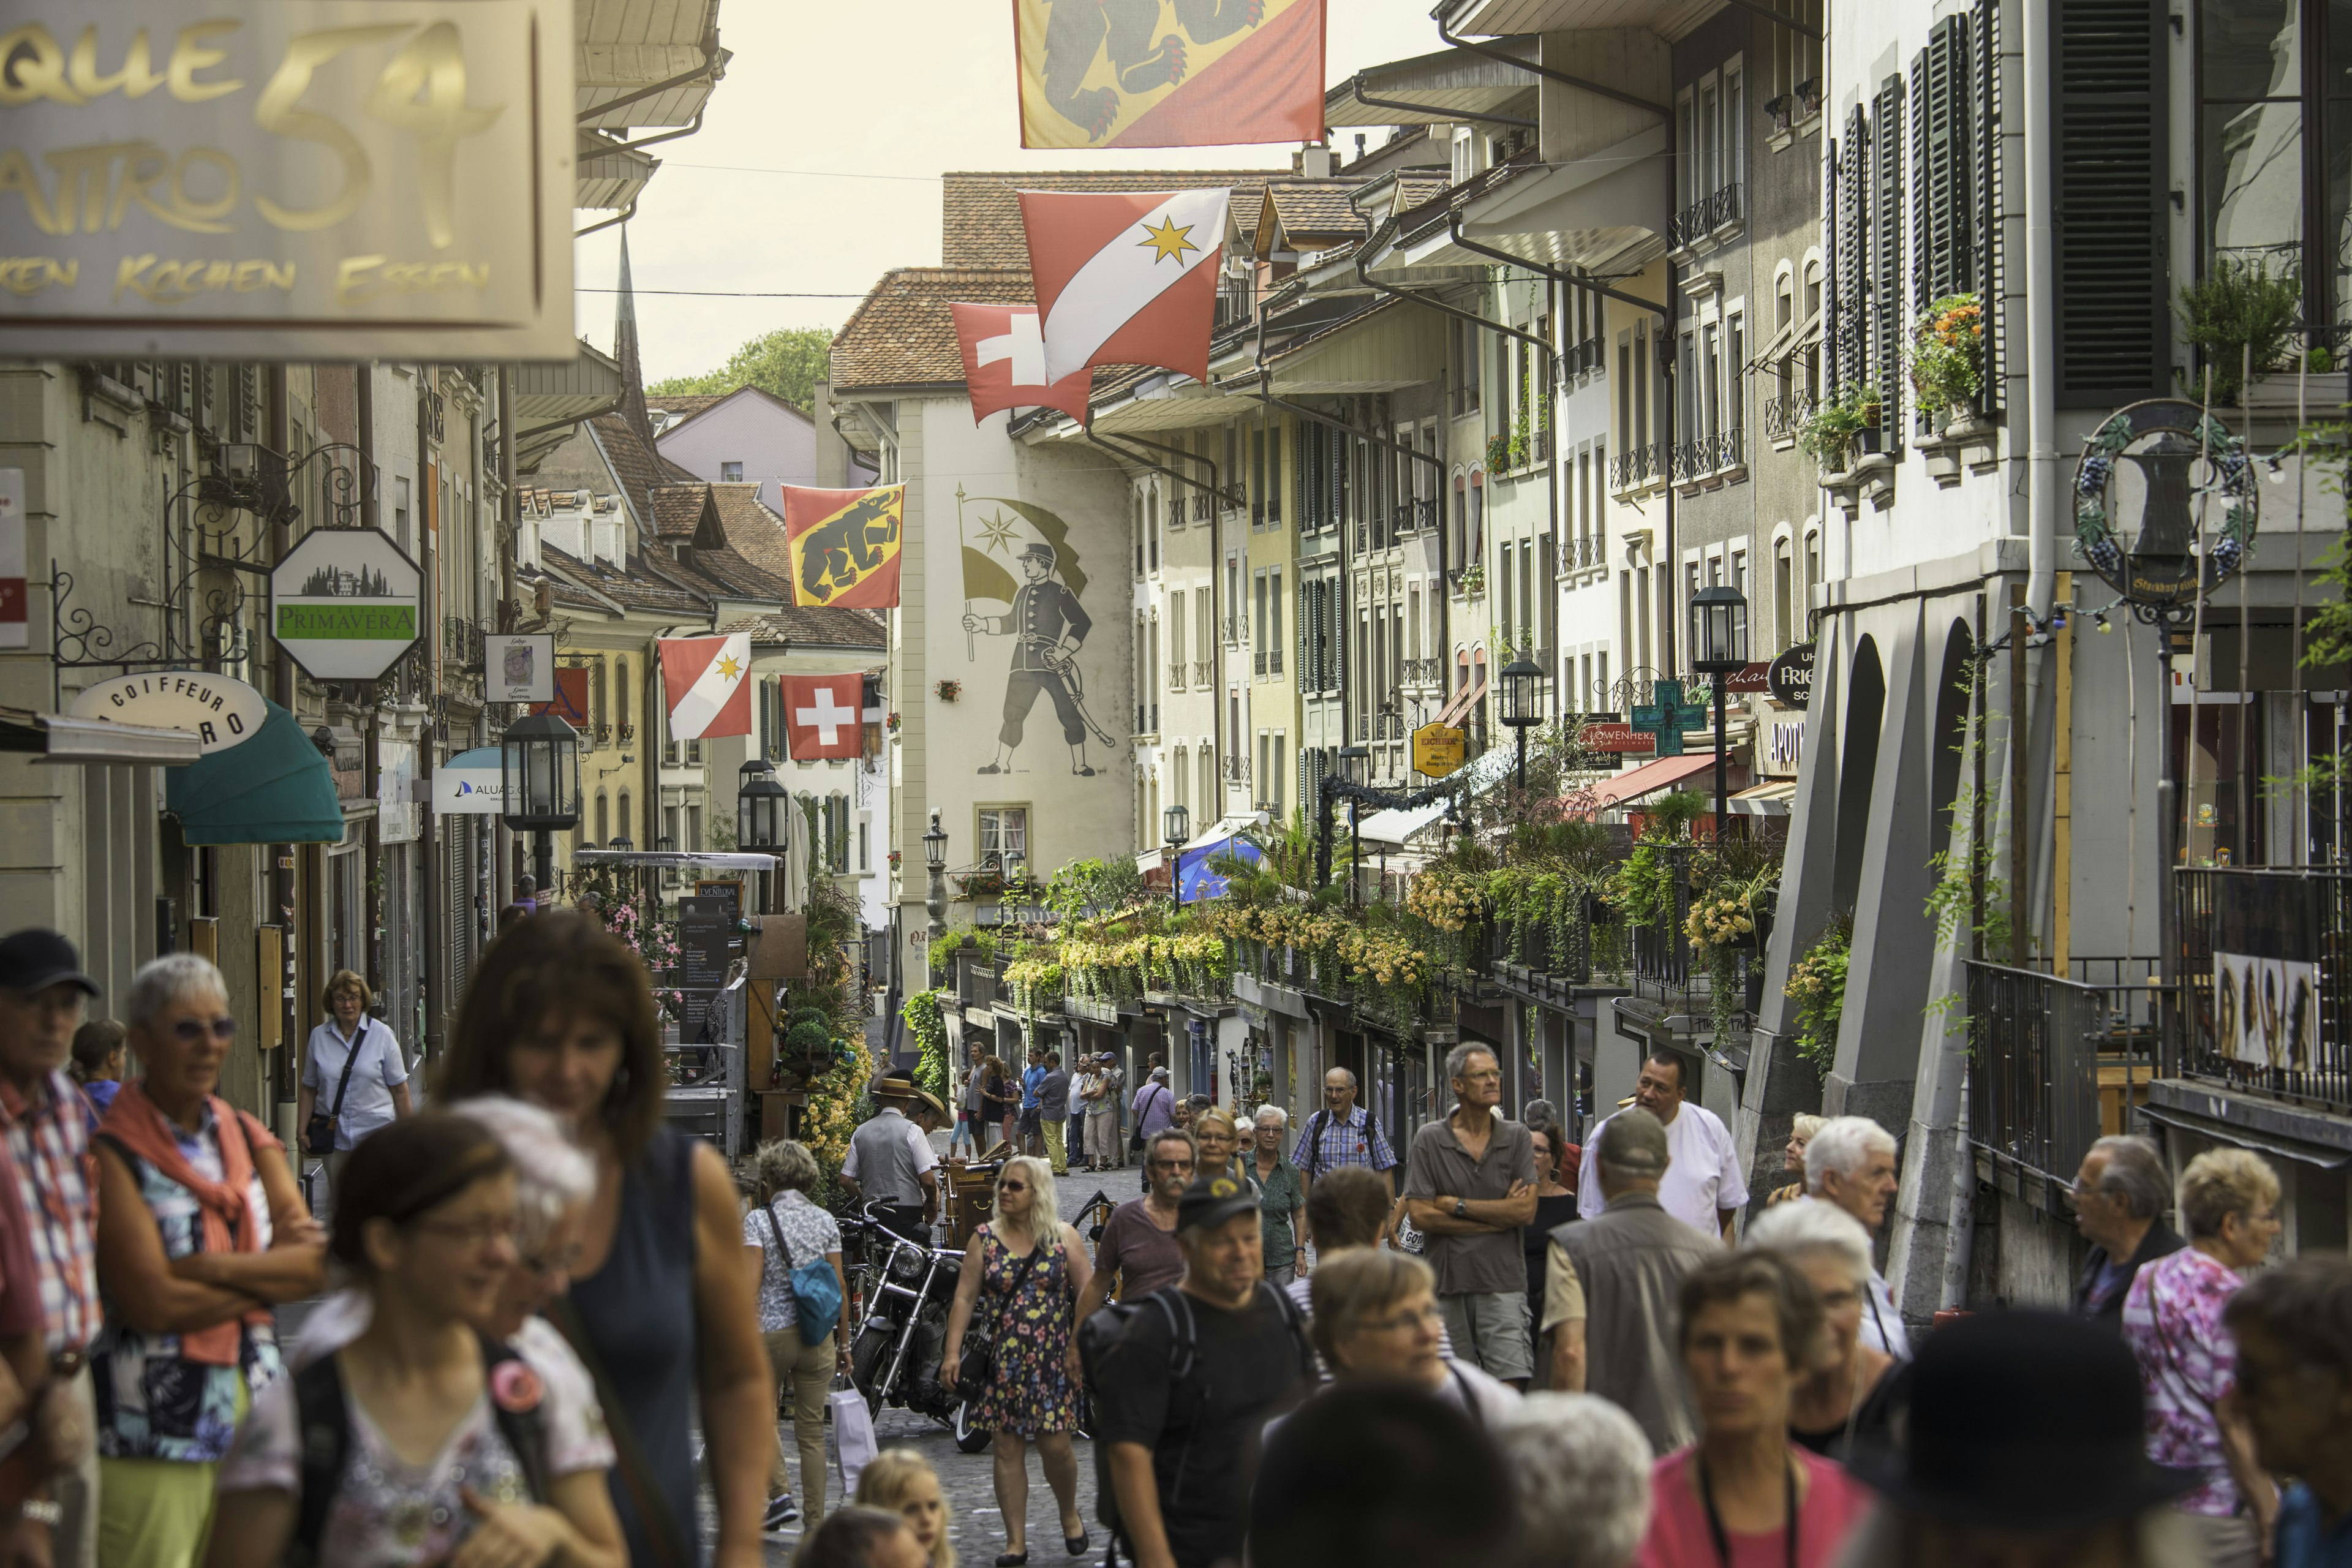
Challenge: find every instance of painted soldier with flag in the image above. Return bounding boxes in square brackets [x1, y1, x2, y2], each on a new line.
[963, 541, 1104, 776]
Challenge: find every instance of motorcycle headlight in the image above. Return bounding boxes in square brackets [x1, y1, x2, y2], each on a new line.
[889, 1246, 926, 1283]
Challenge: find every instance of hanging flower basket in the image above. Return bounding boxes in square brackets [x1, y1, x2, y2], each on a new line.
[934, 679, 962, 703]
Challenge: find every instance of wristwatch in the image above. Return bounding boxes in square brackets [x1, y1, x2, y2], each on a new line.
[1453, 1196, 1469, 1219]
[18, 1501, 59, 1528]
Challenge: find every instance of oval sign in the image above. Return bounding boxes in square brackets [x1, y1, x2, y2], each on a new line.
[68, 670, 268, 755]
[1767, 643, 1816, 710]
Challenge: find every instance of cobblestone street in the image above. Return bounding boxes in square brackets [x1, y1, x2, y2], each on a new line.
[761, 1158, 1131, 1564]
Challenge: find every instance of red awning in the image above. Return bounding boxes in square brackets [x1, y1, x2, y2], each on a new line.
[1436, 673, 1487, 728]
[1588, 750, 1727, 810]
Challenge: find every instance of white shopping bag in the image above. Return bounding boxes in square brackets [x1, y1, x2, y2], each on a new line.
[829, 1382, 878, 1494]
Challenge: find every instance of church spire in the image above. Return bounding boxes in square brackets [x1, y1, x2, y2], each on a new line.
[613, 227, 654, 446]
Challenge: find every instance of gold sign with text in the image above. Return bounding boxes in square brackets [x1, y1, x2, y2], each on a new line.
[0, 3, 575, 359]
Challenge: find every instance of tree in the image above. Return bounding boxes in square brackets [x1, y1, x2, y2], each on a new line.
[649, 326, 834, 409]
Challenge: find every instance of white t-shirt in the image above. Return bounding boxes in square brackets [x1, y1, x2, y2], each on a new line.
[1575, 1103, 1749, 1237]
[219, 1314, 614, 1568]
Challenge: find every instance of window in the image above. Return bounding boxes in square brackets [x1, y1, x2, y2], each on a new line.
[859, 821, 869, 872]
[828, 796, 851, 872]
[590, 659, 607, 733]
[1728, 314, 1746, 435]
[618, 790, 632, 841]
[1173, 747, 1188, 813]
[394, 477, 412, 553]
[1805, 530, 1821, 617]
[1770, 0, 1825, 127]
[1170, 590, 1186, 680]
[720, 461, 744, 482]
[1268, 568, 1284, 676]
[1199, 749, 1213, 813]
[687, 804, 703, 853]
[595, 793, 609, 844]
[616, 660, 629, 733]
[1775, 538, 1794, 651]
[1148, 489, 1160, 572]
[2199, 0, 2352, 332]
[1732, 549, 1748, 598]
[1408, 586, 1422, 661]
[1267, 424, 1283, 526]
[1468, 474, 1484, 562]
[979, 807, 1028, 862]
[1254, 570, 1268, 673]
[1134, 495, 1146, 576]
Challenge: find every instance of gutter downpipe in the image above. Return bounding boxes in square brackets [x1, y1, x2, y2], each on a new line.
[2022, 0, 2057, 967]
[1351, 76, 1537, 129]
[1086, 429, 1246, 511]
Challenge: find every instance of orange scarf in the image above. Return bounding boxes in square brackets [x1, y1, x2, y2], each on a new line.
[97, 1081, 277, 1365]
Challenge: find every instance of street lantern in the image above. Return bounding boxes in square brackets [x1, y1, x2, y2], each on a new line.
[1689, 584, 1751, 674]
[500, 712, 580, 894]
[1499, 655, 1545, 789]
[1339, 745, 1370, 788]
[737, 758, 788, 914]
[1164, 800, 1191, 909]
[1338, 746, 1371, 905]
[1687, 584, 1751, 837]
[922, 809, 948, 941]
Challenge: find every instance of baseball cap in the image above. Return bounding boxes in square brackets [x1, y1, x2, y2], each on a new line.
[1177, 1173, 1259, 1234]
[1594, 1106, 1670, 1178]
[0, 930, 99, 999]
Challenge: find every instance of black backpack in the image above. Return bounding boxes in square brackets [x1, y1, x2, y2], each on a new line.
[1300, 1107, 1379, 1180]
[288, 1330, 553, 1567]
[1078, 1283, 1317, 1565]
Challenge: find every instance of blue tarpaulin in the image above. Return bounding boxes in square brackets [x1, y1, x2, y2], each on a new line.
[1178, 835, 1261, 902]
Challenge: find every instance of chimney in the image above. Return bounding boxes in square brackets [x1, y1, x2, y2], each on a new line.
[1355, 134, 1367, 164]
[1299, 143, 1333, 179]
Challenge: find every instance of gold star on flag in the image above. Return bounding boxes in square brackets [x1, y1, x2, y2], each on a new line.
[979, 511, 1019, 554]
[718, 655, 742, 679]
[1136, 216, 1198, 265]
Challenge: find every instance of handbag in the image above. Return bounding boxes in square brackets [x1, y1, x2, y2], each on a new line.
[761, 1199, 843, 1342]
[1128, 1084, 1165, 1153]
[954, 1231, 1049, 1403]
[829, 1377, 878, 1493]
[303, 1021, 368, 1158]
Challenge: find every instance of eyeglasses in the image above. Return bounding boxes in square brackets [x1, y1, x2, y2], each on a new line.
[1148, 1158, 1195, 1174]
[998, 1181, 1028, 1194]
[171, 1017, 236, 1044]
[1360, 1302, 1446, 1335]
[411, 1216, 521, 1248]
[1457, 1069, 1501, 1084]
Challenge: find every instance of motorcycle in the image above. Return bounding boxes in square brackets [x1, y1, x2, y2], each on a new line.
[842, 1205, 992, 1452]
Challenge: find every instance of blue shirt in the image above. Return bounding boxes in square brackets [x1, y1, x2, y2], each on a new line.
[1021, 1065, 1046, 1110]
[2277, 1483, 2352, 1568]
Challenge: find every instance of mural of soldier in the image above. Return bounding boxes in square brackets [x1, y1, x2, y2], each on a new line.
[962, 541, 1109, 776]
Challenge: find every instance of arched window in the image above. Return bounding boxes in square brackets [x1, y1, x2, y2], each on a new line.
[595, 793, 609, 844]
[617, 790, 633, 842]
[615, 660, 630, 734]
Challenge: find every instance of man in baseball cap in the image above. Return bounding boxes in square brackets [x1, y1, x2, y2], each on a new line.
[1090, 1172, 1314, 1568]
[0, 931, 98, 1005]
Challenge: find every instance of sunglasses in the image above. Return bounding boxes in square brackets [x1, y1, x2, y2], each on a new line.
[999, 1180, 1029, 1194]
[172, 1017, 236, 1044]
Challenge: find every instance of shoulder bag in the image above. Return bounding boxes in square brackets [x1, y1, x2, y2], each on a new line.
[954, 1229, 1051, 1403]
[761, 1199, 843, 1343]
[303, 1022, 368, 1158]
[1128, 1085, 1165, 1153]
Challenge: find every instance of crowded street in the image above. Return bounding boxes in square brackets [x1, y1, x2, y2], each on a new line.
[8, 0, 2352, 1564]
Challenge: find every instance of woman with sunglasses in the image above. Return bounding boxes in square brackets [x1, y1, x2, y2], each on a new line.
[205, 1113, 624, 1568]
[89, 954, 326, 1568]
[941, 1156, 1092, 1567]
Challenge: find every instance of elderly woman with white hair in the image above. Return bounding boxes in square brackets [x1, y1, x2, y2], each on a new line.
[1802, 1115, 1907, 1359]
[92, 954, 326, 1568]
[1746, 1199, 1898, 1458]
[1250, 1105, 1306, 1286]
[1496, 1392, 1653, 1568]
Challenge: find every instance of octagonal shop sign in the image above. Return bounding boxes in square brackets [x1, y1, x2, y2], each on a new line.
[270, 529, 422, 681]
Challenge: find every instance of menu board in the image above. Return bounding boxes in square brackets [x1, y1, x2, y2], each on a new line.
[677, 896, 734, 1041]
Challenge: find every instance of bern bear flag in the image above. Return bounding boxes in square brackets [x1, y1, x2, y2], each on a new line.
[783, 484, 904, 609]
[1012, 0, 1325, 149]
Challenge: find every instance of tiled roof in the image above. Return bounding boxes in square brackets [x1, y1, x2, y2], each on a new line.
[656, 543, 793, 604]
[648, 393, 731, 419]
[1265, 183, 1369, 247]
[649, 484, 710, 539]
[942, 170, 1275, 269]
[588, 413, 701, 533]
[707, 483, 796, 583]
[831, 267, 1035, 393]
[541, 544, 710, 616]
[720, 607, 888, 650]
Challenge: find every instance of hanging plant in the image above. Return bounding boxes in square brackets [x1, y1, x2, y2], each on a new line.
[1907, 293, 1985, 417]
[934, 679, 962, 703]
[1785, 916, 1853, 1076]
[1796, 383, 1882, 470]
[1485, 432, 1512, 472]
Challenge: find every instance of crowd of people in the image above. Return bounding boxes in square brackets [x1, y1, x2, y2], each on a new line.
[6, 914, 2350, 1568]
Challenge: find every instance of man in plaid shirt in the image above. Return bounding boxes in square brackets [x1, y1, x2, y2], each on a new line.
[0, 929, 105, 1568]
[1292, 1067, 1399, 1259]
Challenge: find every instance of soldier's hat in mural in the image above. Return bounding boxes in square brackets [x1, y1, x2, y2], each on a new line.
[1019, 541, 1057, 566]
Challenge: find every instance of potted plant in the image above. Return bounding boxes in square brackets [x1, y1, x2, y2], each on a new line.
[2177, 258, 2302, 406]
[1907, 293, 1987, 435]
[934, 678, 962, 703]
[1458, 560, 1487, 598]
[1796, 383, 1882, 476]
[1484, 432, 1512, 472]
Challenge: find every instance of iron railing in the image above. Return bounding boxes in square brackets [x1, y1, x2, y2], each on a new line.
[1224, 755, 1250, 783]
[1610, 442, 1668, 491]
[1193, 659, 1214, 686]
[1968, 961, 2162, 1186]
[1169, 663, 1187, 692]
[1215, 274, 1257, 330]
[1561, 534, 1605, 572]
[1669, 183, 1744, 251]
[1403, 657, 1446, 687]
[442, 616, 484, 669]
[1224, 616, 1245, 647]
[1673, 430, 1747, 482]
[1764, 394, 1817, 444]
[2171, 868, 2352, 1112]
[1561, 336, 1607, 377]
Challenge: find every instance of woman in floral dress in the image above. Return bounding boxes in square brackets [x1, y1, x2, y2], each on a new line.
[942, 1155, 1093, 1567]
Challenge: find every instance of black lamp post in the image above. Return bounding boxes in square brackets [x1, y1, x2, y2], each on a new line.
[1498, 655, 1544, 790]
[499, 712, 581, 895]
[923, 809, 948, 942]
[1164, 800, 1191, 908]
[737, 758, 788, 913]
[1339, 745, 1370, 905]
[1689, 584, 1751, 835]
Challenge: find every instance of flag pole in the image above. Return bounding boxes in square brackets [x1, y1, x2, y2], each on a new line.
[956, 484, 976, 660]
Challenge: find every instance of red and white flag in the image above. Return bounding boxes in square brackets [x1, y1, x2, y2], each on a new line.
[781, 673, 865, 761]
[658, 633, 753, 741]
[1019, 187, 1231, 385]
[951, 303, 1093, 424]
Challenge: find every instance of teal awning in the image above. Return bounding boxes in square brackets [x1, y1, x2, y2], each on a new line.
[165, 699, 345, 846]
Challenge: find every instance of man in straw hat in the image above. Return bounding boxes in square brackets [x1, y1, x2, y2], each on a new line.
[842, 1072, 940, 1241]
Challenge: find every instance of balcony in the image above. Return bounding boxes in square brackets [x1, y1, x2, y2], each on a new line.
[1169, 663, 1187, 693]
[1560, 534, 1605, 573]
[1609, 442, 1668, 492]
[1561, 336, 1607, 379]
[1763, 393, 1817, 446]
[442, 616, 485, 671]
[1668, 183, 1744, 252]
[1193, 659, 1214, 687]
[1215, 274, 1257, 331]
[1223, 754, 1250, 783]
[2168, 867, 2352, 1114]
[1532, 428, 1551, 464]
[1969, 960, 2160, 1193]
[1254, 648, 1268, 677]
[1672, 429, 1747, 484]
[1224, 616, 1245, 647]
[1402, 657, 1446, 688]
[1194, 492, 1211, 522]
[1268, 647, 1283, 676]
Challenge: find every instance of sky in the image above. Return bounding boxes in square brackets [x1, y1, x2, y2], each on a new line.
[572, 1, 1447, 384]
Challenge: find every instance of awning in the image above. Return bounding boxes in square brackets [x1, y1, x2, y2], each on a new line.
[1588, 750, 1725, 811]
[1360, 747, 1512, 845]
[1435, 673, 1487, 728]
[165, 699, 344, 845]
[1727, 779, 1798, 816]
[574, 850, 780, 870]
[0, 705, 201, 765]
[1180, 835, 1262, 902]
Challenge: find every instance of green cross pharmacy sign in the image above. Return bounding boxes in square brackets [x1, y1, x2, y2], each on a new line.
[269, 528, 423, 681]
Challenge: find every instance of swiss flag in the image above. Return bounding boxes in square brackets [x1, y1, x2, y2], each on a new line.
[951, 303, 1093, 424]
[658, 633, 753, 741]
[782, 674, 865, 761]
[1019, 187, 1230, 385]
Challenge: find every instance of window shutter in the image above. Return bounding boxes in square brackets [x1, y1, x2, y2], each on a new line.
[1975, 0, 2002, 410]
[1871, 77, 1905, 442]
[1930, 16, 1973, 304]
[1327, 429, 1343, 529]
[2052, 0, 2168, 405]
[1912, 51, 1931, 309]
[1834, 109, 1872, 392]
[1292, 423, 1307, 526]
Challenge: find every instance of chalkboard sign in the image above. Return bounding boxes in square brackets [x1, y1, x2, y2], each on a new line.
[696, 880, 743, 925]
[677, 896, 734, 1041]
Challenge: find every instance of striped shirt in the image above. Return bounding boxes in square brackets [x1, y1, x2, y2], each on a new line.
[1292, 1104, 1397, 1178]
[0, 1070, 99, 1355]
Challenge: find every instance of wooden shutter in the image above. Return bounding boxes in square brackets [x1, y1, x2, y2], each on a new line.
[2052, 0, 2168, 405]
[1928, 17, 1974, 303]
[1834, 109, 1872, 391]
[1975, 0, 2002, 411]
[1872, 77, 1905, 439]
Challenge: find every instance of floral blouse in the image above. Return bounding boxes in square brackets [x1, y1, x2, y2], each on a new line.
[742, 1189, 842, 1335]
[2121, 1246, 2245, 1516]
